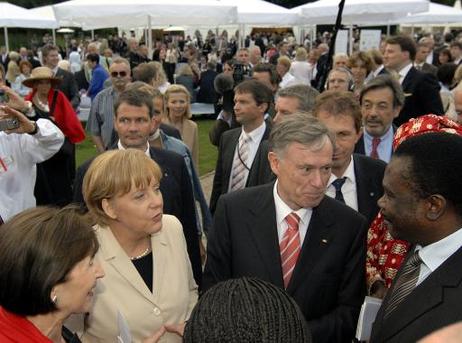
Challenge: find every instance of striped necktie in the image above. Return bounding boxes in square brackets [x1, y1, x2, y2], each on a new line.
[230, 135, 250, 191]
[371, 137, 381, 159]
[280, 212, 301, 289]
[383, 250, 422, 318]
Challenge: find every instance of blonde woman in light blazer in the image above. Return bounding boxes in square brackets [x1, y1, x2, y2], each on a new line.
[81, 149, 198, 343]
[163, 84, 199, 170]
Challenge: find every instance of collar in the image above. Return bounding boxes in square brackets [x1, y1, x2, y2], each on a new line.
[273, 179, 312, 227]
[329, 156, 355, 185]
[50, 66, 59, 75]
[364, 124, 394, 141]
[373, 65, 385, 77]
[416, 227, 462, 273]
[398, 63, 413, 83]
[241, 120, 266, 143]
[117, 140, 150, 157]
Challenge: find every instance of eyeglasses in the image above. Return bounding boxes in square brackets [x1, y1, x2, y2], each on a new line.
[111, 71, 128, 78]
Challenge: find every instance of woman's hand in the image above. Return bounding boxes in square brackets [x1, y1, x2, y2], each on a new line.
[0, 106, 36, 134]
[1, 86, 27, 111]
[142, 326, 166, 343]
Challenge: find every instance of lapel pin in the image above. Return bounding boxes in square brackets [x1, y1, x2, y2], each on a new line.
[321, 239, 328, 244]
[370, 192, 375, 197]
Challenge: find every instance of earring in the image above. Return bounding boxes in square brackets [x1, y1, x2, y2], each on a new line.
[52, 294, 58, 305]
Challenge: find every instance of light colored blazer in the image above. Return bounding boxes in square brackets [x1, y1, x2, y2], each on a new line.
[82, 215, 198, 343]
[164, 118, 199, 170]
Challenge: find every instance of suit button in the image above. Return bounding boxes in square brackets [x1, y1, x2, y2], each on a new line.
[153, 307, 161, 315]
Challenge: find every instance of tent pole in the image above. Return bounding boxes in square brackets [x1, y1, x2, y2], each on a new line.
[147, 15, 152, 58]
[349, 25, 353, 55]
[4, 27, 8, 52]
[52, 29, 56, 45]
[386, 24, 390, 37]
[91, 30, 95, 40]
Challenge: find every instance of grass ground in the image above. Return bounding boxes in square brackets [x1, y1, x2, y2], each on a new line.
[76, 118, 218, 177]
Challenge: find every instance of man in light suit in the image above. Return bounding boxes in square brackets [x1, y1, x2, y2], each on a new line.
[355, 75, 402, 163]
[370, 132, 462, 342]
[210, 79, 272, 214]
[384, 35, 443, 127]
[204, 114, 368, 343]
[313, 91, 386, 225]
[42, 45, 80, 109]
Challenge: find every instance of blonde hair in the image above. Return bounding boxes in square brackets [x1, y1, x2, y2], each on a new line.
[83, 149, 162, 225]
[165, 84, 192, 119]
[150, 61, 168, 87]
[295, 47, 307, 62]
[178, 64, 194, 76]
[277, 56, 291, 71]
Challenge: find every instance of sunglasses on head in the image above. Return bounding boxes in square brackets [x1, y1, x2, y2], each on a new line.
[111, 71, 128, 78]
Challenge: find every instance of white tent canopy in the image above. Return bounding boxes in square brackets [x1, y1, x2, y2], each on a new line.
[393, 2, 462, 25]
[52, 0, 238, 30]
[28, 5, 78, 28]
[0, 2, 58, 51]
[219, 0, 301, 26]
[292, 0, 430, 25]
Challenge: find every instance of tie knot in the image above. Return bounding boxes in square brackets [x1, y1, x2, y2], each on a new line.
[285, 212, 300, 230]
[332, 177, 347, 191]
[409, 250, 422, 267]
[372, 137, 381, 147]
[240, 135, 250, 145]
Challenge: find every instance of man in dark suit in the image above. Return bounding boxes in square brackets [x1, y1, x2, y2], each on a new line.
[314, 90, 386, 225]
[73, 88, 202, 288]
[355, 75, 403, 163]
[210, 79, 273, 214]
[204, 114, 367, 343]
[415, 42, 438, 76]
[196, 60, 218, 104]
[370, 132, 462, 342]
[42, 45, 80, 109]
[384, 35, 443, 127]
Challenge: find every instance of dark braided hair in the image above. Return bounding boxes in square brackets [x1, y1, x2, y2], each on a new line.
[183, 277, 311, 343]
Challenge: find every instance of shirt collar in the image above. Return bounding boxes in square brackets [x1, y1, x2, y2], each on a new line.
[416, 227, 462, 273]
[241, 120, 266, 143]
[273, 180, 312, 228]
[398, 63, 413, 83]
[328, 156, 356, 185]
[117, 140, 150, 157]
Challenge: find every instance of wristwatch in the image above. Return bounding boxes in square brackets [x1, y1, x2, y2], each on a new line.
[28, 120, 38, 135]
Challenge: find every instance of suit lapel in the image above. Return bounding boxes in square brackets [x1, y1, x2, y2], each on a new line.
[247, 183, 284, 288]
[151, 228, 168, 299]
[97, 226, 155, 305]
[246, 123, 271, 187]
[222, 130, 241, 192]
[288, 197, 336, 293]
[378, 247, 462, 341]
[354, 155, 374, 219]
[401, 67, 416, 92]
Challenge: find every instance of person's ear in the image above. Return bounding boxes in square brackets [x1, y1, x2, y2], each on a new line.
[102, 198, 118, 220]
[425, 194, 446, 221]
[268, 151, 281, 177]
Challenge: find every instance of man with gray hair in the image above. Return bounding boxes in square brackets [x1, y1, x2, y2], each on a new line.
[204, 113, 368, 343]
[274, 84, 319, 123]
[355, 75, 404, 163]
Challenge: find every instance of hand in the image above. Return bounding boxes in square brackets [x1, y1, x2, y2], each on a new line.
[1, 86, 27, 111]
[0, 106, 35, 134]
[142, 326, 166, 343]
[164, 322, 185, 337]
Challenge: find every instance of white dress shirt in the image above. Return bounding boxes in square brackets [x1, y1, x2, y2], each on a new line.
[273, 180, 312, 245]
[228, 121, 266, 192]
[415, 227, 462, 286]
[326, 157, 358, 211]
[0, 119, 64, 221]
[279, 72, 300, 89]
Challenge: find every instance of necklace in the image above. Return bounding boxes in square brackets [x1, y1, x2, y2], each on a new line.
[130, 247, 151, 261]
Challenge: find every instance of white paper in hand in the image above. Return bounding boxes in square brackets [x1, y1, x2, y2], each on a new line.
[355, 296, 383, 341]
[117, 310, 133, 343]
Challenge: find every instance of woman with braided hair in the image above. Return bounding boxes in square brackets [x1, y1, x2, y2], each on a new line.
[184, 277, 311, 343]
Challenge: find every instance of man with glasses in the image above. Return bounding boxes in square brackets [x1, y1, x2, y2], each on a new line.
[86, 57, 131, 153]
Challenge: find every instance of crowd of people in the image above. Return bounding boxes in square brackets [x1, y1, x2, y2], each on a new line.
[2, 26, 462, 342]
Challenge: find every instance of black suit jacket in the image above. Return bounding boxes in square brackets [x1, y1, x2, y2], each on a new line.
[209, 123, 271, 214]
[55, 68, 80, 109]
[370, 246, 462, 342]
[394, 66, 443, 127]
[353, 154, 386, 225]
[204, 183, 367, 343]
[419, 62, 438, 77]
[72, 146, 202, 288]
[197, 69, 218, 103]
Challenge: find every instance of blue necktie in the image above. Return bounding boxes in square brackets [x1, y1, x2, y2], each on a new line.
[332, 177, 347, 203]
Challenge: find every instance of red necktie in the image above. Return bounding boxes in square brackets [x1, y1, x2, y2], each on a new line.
[371, 137, 381, 159]
[280, 212, 301, 289]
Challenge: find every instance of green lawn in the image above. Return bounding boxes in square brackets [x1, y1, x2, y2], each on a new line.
[76, 118, 218, 177]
